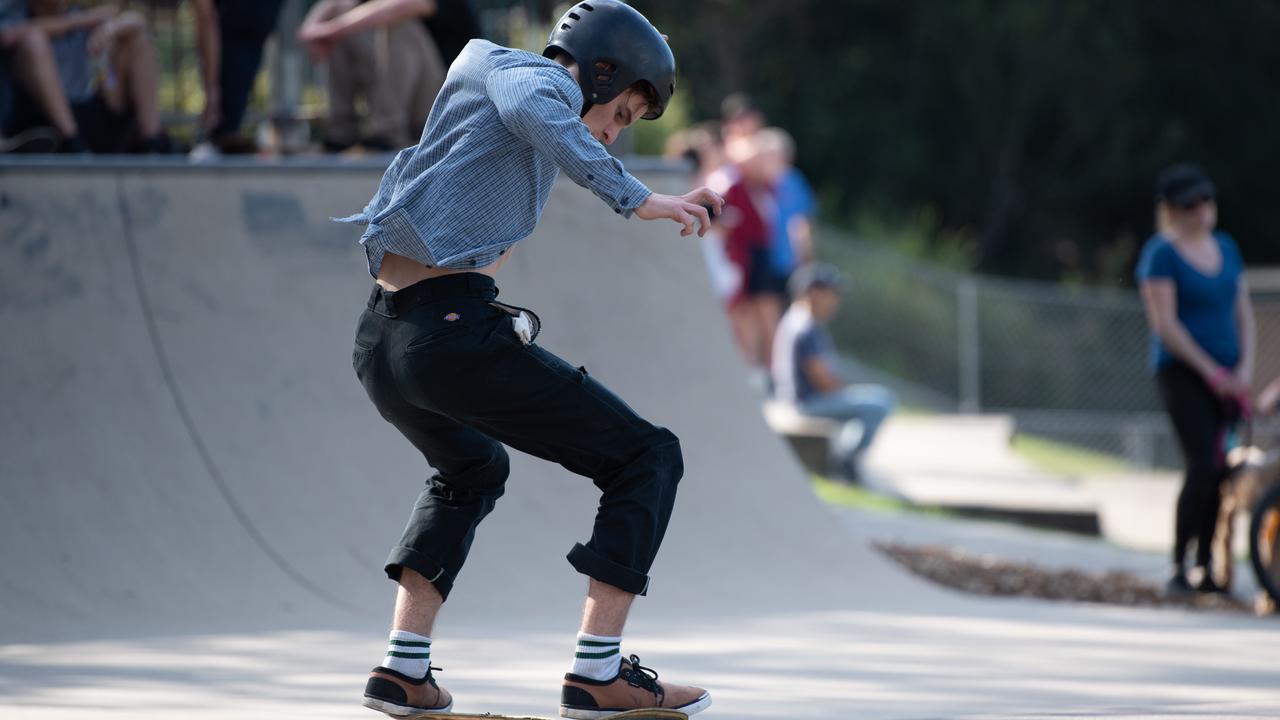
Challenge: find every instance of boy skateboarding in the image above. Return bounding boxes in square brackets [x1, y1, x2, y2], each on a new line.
[340, 2, 721, 718]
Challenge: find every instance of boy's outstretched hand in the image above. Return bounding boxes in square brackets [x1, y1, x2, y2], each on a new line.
[634, 188, 724, 237]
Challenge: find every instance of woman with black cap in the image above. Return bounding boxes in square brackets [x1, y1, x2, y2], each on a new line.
[1136, 163, 1256, 596]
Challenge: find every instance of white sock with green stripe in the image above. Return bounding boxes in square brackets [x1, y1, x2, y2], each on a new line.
[383, 630, 432, 679]
[570, 632, 622, 681]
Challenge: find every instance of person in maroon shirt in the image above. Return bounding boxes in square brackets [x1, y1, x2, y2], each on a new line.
[715, 130, 786, 378]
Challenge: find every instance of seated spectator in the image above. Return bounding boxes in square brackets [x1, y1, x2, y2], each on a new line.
[771, 263, 896, 480]
[1, 0, 166, 153]
[297, 0, 447, 151]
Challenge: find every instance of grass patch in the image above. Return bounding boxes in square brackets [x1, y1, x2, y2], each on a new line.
[812, 476, 951, 518]
[1011, 434, 1131, 476]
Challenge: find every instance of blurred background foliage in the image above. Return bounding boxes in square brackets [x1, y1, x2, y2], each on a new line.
[633, 0, 1280, 284]
[127, 0, 1280, 285]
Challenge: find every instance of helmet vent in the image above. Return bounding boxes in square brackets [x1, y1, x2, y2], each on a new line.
[561, 23, 571, 30]
[579, 2, 594, 11]
[569, 11, 581, 20]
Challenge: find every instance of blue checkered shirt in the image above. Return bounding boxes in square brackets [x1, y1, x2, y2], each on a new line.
[338, 39, 654, 277]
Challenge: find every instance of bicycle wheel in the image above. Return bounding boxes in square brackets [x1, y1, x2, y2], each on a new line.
[1249, 481, 1280, 606]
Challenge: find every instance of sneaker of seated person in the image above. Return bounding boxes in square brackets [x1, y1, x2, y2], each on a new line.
[362, 666, 452, 717]
[560, 654, 711, 719]
[211, 132, 259, 155]
[360, 135, 396, 153]
[57, 133, 88, 154]
[322, 135, 357, 153]
[0, 126, 58, 154]
[134, 132, 174, 155]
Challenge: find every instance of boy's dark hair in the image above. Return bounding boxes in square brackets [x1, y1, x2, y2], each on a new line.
[629, 81, 662, 117]
[721, 92, 758, 123]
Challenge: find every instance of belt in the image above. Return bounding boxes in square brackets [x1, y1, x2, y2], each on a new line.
[367, 273, 497, 316]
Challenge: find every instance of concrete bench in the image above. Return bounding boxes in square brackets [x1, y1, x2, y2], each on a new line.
[762, 401, 860, 477]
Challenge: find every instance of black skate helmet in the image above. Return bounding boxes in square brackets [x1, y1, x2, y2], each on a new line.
[543, 0, 676, 120]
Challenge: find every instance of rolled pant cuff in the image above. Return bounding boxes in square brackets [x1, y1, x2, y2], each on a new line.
[385, 546, 455, 601]
[567, 543, 650, 596]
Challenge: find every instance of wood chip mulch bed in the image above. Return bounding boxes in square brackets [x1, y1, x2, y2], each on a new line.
[874, 541, 1256, 614]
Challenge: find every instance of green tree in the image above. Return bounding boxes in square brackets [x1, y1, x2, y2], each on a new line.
[635, 0, 1280, 282]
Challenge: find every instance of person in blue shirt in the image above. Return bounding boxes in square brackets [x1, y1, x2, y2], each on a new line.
[760, 127, 816, 290]
[771, 264, 896, 481]
[344, 3, 720, 717]
[1136, 163, 1256, 598]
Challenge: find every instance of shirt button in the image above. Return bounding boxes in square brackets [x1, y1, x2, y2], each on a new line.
[588, 174, 595, 181]
[621, 197, 630, 205]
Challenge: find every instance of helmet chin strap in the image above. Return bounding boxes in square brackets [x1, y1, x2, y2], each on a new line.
[580, 101, 594, 119]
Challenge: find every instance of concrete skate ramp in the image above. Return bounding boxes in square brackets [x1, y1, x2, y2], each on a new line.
[0, 160, 882, 644]
[6, 161, 1280, 720]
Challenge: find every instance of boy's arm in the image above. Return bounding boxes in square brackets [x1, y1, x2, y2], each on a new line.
[487, 66, 723, 234]
[304, 0, 436, 40]
[487, 66, 652, 216]
[25, 4, 115, 37]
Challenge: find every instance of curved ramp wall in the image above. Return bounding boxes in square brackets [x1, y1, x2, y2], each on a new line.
[0, 161, 894, 643]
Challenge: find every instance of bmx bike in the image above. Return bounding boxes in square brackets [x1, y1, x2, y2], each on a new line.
[1249, 478, 1280, 608]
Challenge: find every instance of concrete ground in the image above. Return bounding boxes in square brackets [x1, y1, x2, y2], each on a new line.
[2, 159, 1278, 720]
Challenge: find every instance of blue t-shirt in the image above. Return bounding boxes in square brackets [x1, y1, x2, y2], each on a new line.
[771, 304, 837, 404]
[769, 167, 817, 275]
[1135, 230, 1243, 371]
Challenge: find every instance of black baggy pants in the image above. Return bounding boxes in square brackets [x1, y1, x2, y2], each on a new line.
[352, 273, 683, 600]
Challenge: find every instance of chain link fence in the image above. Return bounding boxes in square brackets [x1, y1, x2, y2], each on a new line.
[819, 228, 1280, 470]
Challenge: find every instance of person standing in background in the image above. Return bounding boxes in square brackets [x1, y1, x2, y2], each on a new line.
[759, 126, 815, 291]
[1136, 163, 1255, 597]
[716, 130, 785, 385]
[191, 0, 286, 155]
[415, 0, 479, 68]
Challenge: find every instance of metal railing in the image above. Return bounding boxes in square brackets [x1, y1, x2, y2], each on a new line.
[820, 229, 1280, 470]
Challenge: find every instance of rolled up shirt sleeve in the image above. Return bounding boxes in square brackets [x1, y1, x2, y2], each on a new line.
[486, 66, 652, 217]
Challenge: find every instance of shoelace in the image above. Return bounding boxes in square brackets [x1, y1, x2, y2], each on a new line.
[621, 654, 664, 703]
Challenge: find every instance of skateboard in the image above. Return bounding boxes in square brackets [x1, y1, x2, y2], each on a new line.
[409, 707, 691, 712]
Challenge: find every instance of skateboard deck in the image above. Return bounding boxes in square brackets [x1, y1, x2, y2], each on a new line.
[412, 707, 691, 712]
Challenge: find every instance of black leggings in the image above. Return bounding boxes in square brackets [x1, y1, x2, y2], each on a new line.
[212, 0, 286, 138]
[1156, 362, 1234, 570]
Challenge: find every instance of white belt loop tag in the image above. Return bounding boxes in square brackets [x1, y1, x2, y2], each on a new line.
[512, 311, 534, 346]
[489, 300, 541, 345]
